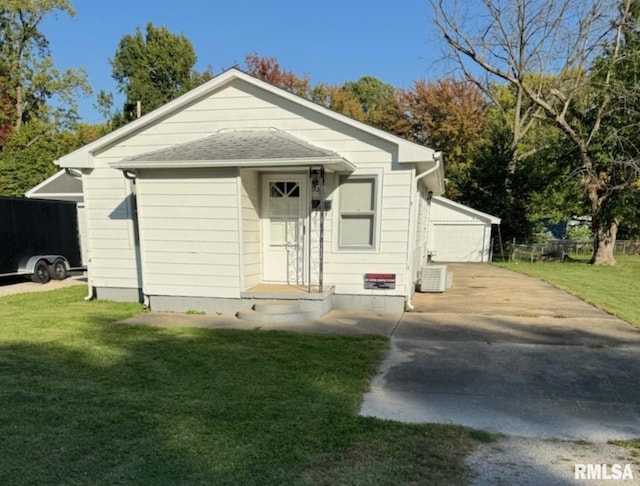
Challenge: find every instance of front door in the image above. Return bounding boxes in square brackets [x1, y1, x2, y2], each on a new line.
[262, 175, 307, 284]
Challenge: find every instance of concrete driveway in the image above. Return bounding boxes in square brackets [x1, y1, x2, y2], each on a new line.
[360, 263, 640, 441]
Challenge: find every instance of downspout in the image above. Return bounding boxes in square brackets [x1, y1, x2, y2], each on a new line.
[64, 168, 95, 301]
[123, 170, 150, 308]
[405, 152, 442, 311]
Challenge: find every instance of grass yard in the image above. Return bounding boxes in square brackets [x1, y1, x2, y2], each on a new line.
[609, 438, 640, 459]
[496, 255, 640, 328]
[0, 286, 479, 485]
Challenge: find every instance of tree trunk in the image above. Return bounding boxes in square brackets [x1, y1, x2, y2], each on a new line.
[15, 85, 23, 130]
[591, 216, 618, 265]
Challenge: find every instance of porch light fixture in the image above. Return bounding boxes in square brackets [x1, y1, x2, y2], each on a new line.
[309, 167, 326, 293]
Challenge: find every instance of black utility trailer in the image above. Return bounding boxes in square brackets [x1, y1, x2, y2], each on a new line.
[0, 196, 83, 283]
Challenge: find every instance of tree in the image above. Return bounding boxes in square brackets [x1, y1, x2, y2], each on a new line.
[309, 75, 396, 129]
[341, 76, 394, 127]
[383, 78, 489, 198]
[244, 55, 395, 127]
[310, 82, 368, 121]
[0, 0, 90, 196]
[0, 121, 75, 195]
[0, 90, 12, 146]
[462, 121, 530, 242]
[587, 0, 640, 243]
[244, 53, 311, 98]
[109, 22, 211, 126]
[430, 0, 640, 264]
[0, 0, 90, 133]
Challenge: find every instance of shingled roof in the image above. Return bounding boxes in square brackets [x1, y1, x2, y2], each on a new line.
[111, 129, 355, 172]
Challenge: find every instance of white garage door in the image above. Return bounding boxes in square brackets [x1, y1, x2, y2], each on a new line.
[432, 224, 487, 262]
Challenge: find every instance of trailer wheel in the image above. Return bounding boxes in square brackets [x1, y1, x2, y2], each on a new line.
[50, 259, 68, 280]
[31, 260, 51, 284]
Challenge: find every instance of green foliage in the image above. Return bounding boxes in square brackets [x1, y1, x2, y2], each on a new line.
[342, 75, 394, 126]
[1, 123, 66, 195]
[460, 122, 528, 242]
[429, 0, 640, 264]
[0, 0, 91, 196]
[567, 224, 593, 242]
[585, 1, 640, 237]
[532, 224, 553, 244]
[109, 22, 209, 126]
[0, 120, 107, 196]
[382, 78, 489, 199]
[0, 0, 90, 130]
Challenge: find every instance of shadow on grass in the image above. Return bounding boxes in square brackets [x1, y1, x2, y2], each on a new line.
[0, 288, 476, 485]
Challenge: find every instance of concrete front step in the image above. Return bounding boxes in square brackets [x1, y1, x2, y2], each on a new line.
[236, 300, 323, 323]
[253, 301, 301, 314]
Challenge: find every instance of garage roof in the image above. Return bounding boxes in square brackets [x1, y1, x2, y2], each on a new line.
[432, 197, 501, 224]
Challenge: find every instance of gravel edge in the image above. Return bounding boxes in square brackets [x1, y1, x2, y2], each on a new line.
[467, 436, 640, 485]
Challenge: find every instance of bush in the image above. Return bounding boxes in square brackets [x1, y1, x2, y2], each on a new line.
[566, 224, 592, 242]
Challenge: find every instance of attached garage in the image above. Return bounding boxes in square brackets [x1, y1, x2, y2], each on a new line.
[428, 197, 500, 263]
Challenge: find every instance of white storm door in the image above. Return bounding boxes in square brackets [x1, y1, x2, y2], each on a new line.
[262, 177, 306, 284]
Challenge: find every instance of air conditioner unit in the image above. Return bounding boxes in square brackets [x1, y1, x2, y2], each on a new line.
[418, 265, 447, 292]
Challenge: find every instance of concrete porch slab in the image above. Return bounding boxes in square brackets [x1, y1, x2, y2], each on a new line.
[240, 284, 335, 301]
[118, 308, 401, 337]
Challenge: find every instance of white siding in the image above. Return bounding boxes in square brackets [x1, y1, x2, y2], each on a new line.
[412, 185, 431, 281]
[86, 77, 416, 298]
[136, 168, 241, 298]
[323, 170, 413, 296]
[429, 199, 494, 263]
[91, 81, 398, 169]
[240, 169, 261, 290]
[83, 168, 140, 289]
[76, 204, 88, 266]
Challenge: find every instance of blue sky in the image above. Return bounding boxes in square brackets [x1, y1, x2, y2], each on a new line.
[42, 0, 446, 123]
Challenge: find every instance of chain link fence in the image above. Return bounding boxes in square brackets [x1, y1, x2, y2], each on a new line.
[508, 240, 640, 262]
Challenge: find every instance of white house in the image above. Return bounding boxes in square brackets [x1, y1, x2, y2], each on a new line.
[55, 68, 445, 317]
[428, 197, 501, 263]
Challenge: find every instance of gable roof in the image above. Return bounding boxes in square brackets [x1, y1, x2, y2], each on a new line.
[432, 196, 501, 224]
[56, 68, 440, 174]
[111, 128, 355, 172]
[25, 169, 83, 203]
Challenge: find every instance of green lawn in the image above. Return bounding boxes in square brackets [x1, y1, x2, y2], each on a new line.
[0, 286, 479, 485]
[495, 255, 640, 328]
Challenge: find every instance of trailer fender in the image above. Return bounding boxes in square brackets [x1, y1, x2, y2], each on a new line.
[19, 255, 69, 276]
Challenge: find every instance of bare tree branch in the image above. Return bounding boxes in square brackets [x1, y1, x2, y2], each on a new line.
[429, 0, 639, 265]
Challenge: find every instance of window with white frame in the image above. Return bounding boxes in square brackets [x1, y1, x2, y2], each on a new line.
[339, 176, 376, 248]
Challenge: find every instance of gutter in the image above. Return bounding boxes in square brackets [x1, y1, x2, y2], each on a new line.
[62, 168, 95, 301]
[405, 152, 442, 311]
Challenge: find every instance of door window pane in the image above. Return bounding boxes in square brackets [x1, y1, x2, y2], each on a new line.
[269, 180, 301, 245]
